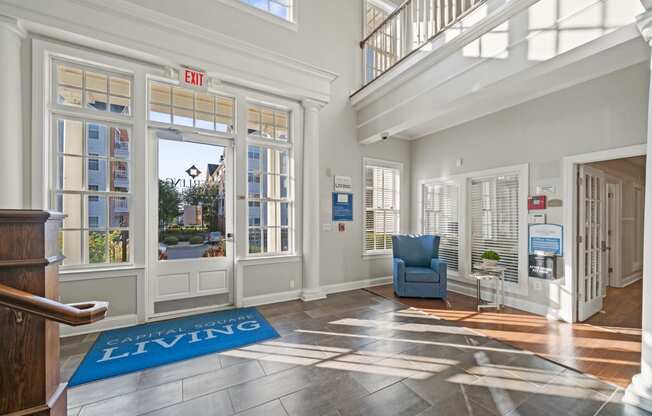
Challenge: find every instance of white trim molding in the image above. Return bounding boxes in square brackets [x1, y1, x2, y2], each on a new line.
[0, 0, 337, 103]
[243, 289, 302, 307]
[562, 144, 647, 323]
[321, 276, 392, 295]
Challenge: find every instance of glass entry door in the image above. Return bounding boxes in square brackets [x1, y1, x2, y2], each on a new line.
[148, 130, 233, 318]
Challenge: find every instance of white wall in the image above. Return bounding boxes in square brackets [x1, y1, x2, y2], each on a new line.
[124, 0, 412, 288]
[410, 62, 649, 315]
[0, 0, 411, 332]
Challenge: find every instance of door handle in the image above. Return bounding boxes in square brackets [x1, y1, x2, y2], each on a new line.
[601, 241, 607, 252]
[225, 233, 234, 242]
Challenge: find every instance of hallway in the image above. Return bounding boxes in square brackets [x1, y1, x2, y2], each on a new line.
[367, 280, 642, 388]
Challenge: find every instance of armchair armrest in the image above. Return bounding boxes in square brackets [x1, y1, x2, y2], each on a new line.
[430, 258, 447, 275]
[393, 258, 406, 281]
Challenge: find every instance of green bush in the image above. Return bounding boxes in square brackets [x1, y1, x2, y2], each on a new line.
[163, 236, 179, 246]
[189, 235, 204, 245]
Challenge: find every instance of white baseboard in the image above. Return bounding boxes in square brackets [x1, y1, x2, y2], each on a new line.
[60, 314, 139, 338]
[447, 281, 564, 321]
[241, 276, 392, 307]
[59, 277, 393, 337]
[321, 276, 392, 295]
[242, 289, 302, 307]
[615, 271, 642, 288]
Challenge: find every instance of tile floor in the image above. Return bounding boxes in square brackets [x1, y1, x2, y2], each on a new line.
[60, 290, 651, 416]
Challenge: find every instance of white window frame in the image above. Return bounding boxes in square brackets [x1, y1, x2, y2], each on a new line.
[215, 0, 298, 31]
[362, 157, 402, 257]
[245, 102, 295, 257]
[49, 58, 136, 270]
[146, 79, 237, 139]
[418, 164, 529, 296]
[421, 180, 460, 273]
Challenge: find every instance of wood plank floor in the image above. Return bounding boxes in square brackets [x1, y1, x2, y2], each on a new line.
[366, 279, 643, 388]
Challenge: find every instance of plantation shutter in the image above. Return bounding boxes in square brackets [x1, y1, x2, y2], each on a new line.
[422, 183, 459, 271]
[470, 174, 520, 283]
[364, 163, 400, 253]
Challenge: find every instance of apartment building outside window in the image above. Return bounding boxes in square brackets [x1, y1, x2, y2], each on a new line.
[364, 158, 401, 254]
[247, 104, 293, 255]
[52, 60, 133, 267]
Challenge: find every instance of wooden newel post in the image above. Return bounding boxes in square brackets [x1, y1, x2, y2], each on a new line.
[0, 210, 108, 415]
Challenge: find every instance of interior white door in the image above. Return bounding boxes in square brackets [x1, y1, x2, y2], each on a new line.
[578, 165, 606, 321]
[604, 183, 617, 296]
[148, 130, 234, 319]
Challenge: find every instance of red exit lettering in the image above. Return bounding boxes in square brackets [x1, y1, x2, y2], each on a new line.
[181, 68, 206, 88]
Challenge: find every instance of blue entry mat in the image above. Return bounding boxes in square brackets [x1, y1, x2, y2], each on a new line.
[68, 307, 278, 387]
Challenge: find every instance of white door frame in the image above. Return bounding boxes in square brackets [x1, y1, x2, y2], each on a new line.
[146, 128, 236, 321]
[562, 144, 646, 323]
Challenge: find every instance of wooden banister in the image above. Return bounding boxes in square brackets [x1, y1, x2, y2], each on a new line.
[0, 282, 108, 326]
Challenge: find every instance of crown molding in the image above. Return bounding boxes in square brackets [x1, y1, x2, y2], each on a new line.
[0, 14, 26, 38]
[0, 0, 338, 102]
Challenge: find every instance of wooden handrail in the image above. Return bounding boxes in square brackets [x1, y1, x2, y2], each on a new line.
[0, 282, 108, 326]
[360, 0, 411, 47]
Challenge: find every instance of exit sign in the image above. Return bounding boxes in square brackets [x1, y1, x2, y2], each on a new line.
[180, 67, 207, 89]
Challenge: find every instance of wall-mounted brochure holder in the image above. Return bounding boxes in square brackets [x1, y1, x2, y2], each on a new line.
[528, 224, 563, 280]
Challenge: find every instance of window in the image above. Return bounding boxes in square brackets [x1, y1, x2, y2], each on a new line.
[366, 2, 389, 35]
[149, 81, 235, 134]
[470, 174, 520, 282]
[364, 159, 401, 253]
[422, 182, 459, 271]
[247, 105, 293, 255]
[55, 61, 132, 115]
[240, 0, 293, 22]
[247, 105, 289, 141]
[52, 60, 133, 267]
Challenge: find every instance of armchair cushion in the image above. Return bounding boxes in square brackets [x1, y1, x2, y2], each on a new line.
[392, 235, 440, 267]
[405, 267, 440, 283]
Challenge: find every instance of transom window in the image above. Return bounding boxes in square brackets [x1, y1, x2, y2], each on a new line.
[55, 61, 132, 115]
[240, 0, 293, 22]
[246, 105, 293, 255]
[364, 159, 401, 254]
[247, 104, 290, 142]
[149, 81, 235, 134]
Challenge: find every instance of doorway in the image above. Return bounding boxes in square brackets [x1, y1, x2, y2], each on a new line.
[147, 130, 234, 320]
[577, 156, 645, 322]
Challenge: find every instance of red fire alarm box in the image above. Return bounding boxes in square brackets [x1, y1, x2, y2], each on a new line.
[528, 195, 547, 210]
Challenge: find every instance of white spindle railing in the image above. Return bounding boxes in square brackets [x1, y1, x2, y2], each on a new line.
[361, 0, 485, 86]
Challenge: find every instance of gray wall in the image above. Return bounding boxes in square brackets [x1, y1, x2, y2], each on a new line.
[410, 62, 649, 311]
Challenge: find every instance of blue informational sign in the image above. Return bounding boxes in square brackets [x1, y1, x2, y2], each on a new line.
[332, 192, 353, 222]
[528, 224, 563, 256]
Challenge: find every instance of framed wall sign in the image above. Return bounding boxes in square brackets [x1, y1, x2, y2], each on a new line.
[332, 192, 353, 221]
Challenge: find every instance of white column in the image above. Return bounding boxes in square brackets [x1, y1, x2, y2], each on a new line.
[625, 7, 652, 412]
[0, 16, 26, 209]
[301, 99, 326, 302]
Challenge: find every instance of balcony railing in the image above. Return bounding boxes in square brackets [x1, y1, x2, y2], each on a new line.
[361, 0, 486, 87]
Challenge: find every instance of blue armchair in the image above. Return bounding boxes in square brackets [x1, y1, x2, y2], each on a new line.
[392, 234, 447, 298]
